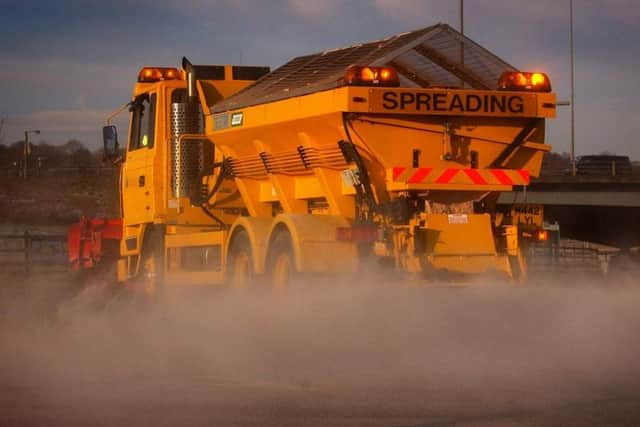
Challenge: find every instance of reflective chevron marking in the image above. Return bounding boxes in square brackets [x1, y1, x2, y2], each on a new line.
[390, 167, 531, 186]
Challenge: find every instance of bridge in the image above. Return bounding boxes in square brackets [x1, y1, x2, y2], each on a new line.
[498, 175, 640, 248]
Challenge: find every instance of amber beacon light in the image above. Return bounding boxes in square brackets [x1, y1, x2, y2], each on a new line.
[342, 66, 400, 87]
[497, 71, 551, 92]
[138, 67, 180, 83]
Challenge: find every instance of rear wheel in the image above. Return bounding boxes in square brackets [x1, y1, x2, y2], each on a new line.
[227, 229, 254, 289]
[508, 247, 527, 284]
[267, 231, 296, 290]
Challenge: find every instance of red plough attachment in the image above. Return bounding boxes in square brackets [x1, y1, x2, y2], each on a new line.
[387, 167, 530, 192]
[68, 217, 122, 271]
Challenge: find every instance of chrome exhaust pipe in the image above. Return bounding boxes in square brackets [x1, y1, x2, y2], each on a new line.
[182, 56, 197, 102]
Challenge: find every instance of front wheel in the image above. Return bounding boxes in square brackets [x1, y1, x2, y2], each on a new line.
[139, 225, 165, 298]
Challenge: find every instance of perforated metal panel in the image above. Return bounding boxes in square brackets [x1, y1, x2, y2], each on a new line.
[170, 102, 203, 199]
[213, 23, 517, 113]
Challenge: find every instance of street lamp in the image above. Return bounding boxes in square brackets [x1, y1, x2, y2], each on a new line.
[459, 0, 465, 88]
[569, 0, 576, 175]
[23, 129, 40, 179]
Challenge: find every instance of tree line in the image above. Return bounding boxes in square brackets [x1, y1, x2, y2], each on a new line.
[0, 139, 104, 174]
[0, 137, 634, 178]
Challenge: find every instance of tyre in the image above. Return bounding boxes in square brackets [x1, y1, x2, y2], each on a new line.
[227, 229, 255, 288]
[140, 225, 165, 298]
[266, 231, 296, 290]
[508, 247, 527, 284]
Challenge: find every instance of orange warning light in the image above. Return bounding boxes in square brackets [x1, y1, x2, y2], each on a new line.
[342, 66, 399, 87]
[138, 67, 180, 83]
[498, 71, 551, 92]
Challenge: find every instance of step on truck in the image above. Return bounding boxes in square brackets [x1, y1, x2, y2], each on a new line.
[70, 23, 556, 290]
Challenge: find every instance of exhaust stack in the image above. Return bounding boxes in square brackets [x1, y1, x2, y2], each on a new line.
[182, 56, 198, 102]
[171, 56, 204, 202]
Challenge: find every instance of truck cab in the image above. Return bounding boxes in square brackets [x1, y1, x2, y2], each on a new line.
[104, 63, 269, 285]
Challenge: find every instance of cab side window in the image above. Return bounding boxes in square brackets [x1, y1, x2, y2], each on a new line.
[129, 93, 157, 150]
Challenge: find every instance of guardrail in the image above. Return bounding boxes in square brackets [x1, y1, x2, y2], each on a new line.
[0, 231, 67, 274]
[528, 238, 620, 276]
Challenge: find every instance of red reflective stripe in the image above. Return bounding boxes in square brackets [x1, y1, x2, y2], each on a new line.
[491, 169, 513, 185]
[435, 168, 459, 184]
[394, 167, 527, 186]
[462, 169, 488, 185]
[392, 166, 406, 181]
[517, 169, 530, 184]
[407, 167, 432, 183]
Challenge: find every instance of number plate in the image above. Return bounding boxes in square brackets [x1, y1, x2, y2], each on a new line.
[447, 214, 468, 224]
[511, 204, 543, 227]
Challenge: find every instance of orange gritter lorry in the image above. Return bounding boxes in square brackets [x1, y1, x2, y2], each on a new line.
[68, 23, 556, 290]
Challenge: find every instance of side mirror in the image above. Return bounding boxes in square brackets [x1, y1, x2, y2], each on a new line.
[103, 125, 120, 162]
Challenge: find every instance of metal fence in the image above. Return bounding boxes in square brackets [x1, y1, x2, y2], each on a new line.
[1, 166, 117, 178]
[0, 230, 627, 279]
[0, 231, 68, 274]
[527, 238, 620, 276]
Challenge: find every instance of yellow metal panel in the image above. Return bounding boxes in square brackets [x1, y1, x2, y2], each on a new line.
[293, 176, 355, 199]
[535, 92, 557, 118]
[294, 176, 324, 199]
[234, 178, 272, 217]
[121, 146, 154, 226]
[313, 168, 355, 217]
[341, 182, 357, 196]
[117, 259, 128, 282]
[503, 225, 519, 256]
[121, 224, 144, 256]
[365, 87, 555, 118]
[209, 88, 351, 134]
[164, 230, 226, 248]
[348, 116, 546, 171]
[259, 181, 279, 202]
[165, 271, 224, 286]
[211, 87, 554, 135]
[423, 213, 496, 256]
[269, 174, 307, 213]
[426, 254, 510, 276]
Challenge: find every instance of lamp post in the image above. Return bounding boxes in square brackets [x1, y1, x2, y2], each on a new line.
[459, 0, 465, 88]
[23, 129, 40, 179]
[569, 0, 576, 175]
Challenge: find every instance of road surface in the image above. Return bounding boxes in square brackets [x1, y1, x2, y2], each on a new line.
[1, 278, 640, 426]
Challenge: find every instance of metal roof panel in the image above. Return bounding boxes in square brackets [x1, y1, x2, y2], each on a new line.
[213, 23, 517, 113]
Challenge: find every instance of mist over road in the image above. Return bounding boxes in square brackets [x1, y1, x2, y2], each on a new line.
[2, 280, 640, 426]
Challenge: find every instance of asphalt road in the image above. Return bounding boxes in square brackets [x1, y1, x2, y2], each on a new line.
[2, 279, 640, 426]
[2, 375, 640, 426]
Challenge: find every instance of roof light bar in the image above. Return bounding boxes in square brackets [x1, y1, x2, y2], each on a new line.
[138, 67, 181, 83]
[497, 72, 552, 92]
[342, 66, 400, 87]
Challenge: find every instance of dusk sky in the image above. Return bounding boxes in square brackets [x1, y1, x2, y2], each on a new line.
[1, 0, 638, 158]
